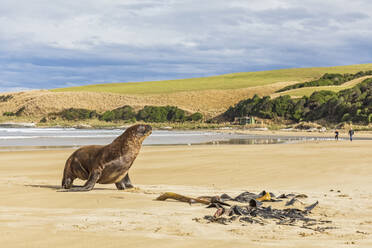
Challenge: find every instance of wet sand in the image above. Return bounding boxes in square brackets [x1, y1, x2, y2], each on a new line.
[218, 128, 372, 139]
[0, 140, 371, 247]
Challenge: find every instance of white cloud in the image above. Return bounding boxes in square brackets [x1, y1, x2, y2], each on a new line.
[0, 0, 371, 91]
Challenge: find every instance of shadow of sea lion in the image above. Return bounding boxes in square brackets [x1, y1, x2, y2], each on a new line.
[25, 184, 113, 191]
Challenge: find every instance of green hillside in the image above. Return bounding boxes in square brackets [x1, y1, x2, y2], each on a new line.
[51, 64, 372, 95]
[276, 75, 372, 97]
[223, 78, 372, 124]
[285, 86, 355, 97]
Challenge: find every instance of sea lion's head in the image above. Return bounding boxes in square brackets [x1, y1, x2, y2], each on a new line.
[126, 124, 152, 143]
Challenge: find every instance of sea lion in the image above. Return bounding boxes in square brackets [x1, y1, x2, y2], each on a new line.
[61, 124, 152, 191]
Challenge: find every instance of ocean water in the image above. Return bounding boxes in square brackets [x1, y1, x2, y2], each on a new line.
[0, 127, 359, 150]
[0, 127, 242, 148]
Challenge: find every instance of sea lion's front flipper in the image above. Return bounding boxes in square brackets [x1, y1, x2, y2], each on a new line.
[115, 173, 133, 190]
[115, 182, 126, 190]
[123, 173, 134, 188]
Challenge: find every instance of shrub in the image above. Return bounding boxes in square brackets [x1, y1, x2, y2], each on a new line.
[272, 95, 293, 117]
[0, 95, 13, 102]
[3, 111, 15, 116]
[368, 114, 372, 123]
[137, 106, 168, 123]
[59, 108, 97, 121]
[136, 106, 189, 123]
[166, 106, 186, 122]
[112, 105, 136, 120]
[187, 112, 203, 121]
[341, 113, 351, 122]
[101, 111, 115, 122]
[15, 106, 26, 116]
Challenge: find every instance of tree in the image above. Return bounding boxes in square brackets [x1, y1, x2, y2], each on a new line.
[272, 95, 293, 117]
[112, 105, 136, 120]
[101, 111, 115, 122]
[187, 112, 203, 121]
[59, 108, 94, 121]
[341, 113, 351, 122]
[166, 106, 186, 122]
[137, 106, 168, 122]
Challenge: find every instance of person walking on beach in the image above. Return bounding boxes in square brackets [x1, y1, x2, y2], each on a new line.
[348, 128, 354, 141]
[335, 130, 339, 140]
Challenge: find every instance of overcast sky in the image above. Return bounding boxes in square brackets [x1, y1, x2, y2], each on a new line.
[1, 0, 372, 92]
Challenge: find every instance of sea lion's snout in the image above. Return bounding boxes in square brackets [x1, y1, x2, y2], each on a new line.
[135, 124, 152, 137]
[144, 125, 152, 135]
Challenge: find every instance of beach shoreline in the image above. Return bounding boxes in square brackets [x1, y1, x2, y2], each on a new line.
[217, 128, 372, 139]
[0, 125, 372, 150]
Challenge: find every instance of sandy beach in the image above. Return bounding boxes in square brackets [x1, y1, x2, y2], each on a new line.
[0, 140, 371, 247]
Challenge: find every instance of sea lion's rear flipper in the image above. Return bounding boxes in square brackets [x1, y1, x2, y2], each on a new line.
[61, 171, 100, 192]
[61, 156, 74, 189]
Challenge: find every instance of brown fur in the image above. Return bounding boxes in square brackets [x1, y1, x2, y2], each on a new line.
[61, 124, 152, 191]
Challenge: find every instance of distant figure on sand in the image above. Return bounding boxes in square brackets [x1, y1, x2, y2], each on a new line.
[348, 128, 354, 141]
[334, 130, 339, 140]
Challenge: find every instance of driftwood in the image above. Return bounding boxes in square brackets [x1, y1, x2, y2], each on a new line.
[156, 191, 271, 205]
[156, 192, 231, 207]
[156, 192, 210, 204]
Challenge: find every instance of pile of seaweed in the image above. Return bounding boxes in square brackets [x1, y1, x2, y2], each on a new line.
[156, 191, 335, 232]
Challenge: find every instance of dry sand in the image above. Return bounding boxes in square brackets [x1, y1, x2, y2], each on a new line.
[0, 141, 371, 247]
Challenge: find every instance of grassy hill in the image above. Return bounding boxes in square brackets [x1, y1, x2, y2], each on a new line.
[1, 63, 372, 122]
[272, 75, 372, 98]
[52, 64, 372, 95]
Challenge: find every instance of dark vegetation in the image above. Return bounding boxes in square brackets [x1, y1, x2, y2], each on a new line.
[101, 105, 136, 122]
[0, 95, 13, 102]
[2, 112, 15, 117]
[2, 106, 25, 117]
[49, 105, 203, 123]
[276, 70, 372, 92]
[224, 78, 372, 124]
[137, 106, 184, 122]
[58, 108, 99, 121]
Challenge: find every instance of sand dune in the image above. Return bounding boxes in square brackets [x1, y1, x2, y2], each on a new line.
[0, 141, 371, 247]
